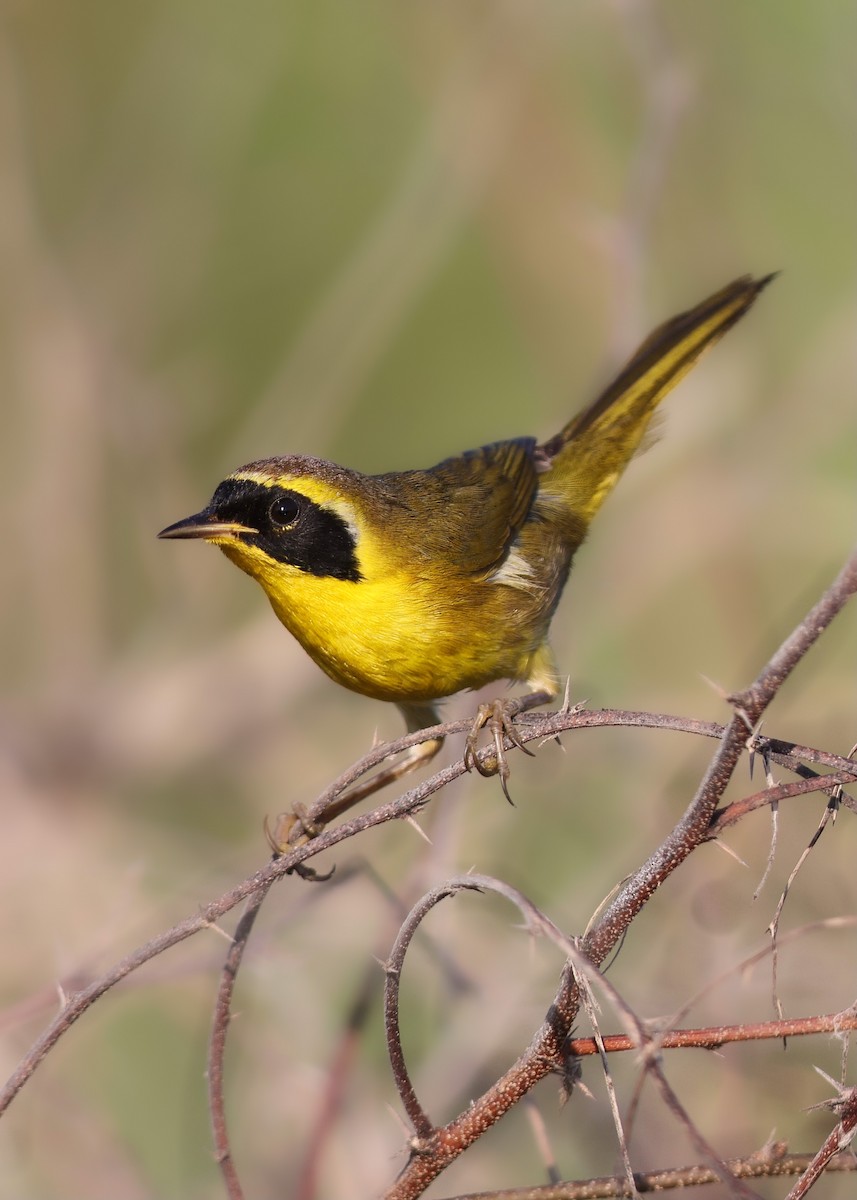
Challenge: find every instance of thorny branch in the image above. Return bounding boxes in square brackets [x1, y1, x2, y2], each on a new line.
[209, 879, 275, 1200]
[385, 547, 857, 1199]
[432, 1147, 857, 1199]
[785, 1084, 857, 1200]
[4, 707, 852, 1124]
[384, 876, 762, 1198]
[305, 711, 857, 834]
[1, 547, 855, 1199]
[566, 1007, 857, 1059]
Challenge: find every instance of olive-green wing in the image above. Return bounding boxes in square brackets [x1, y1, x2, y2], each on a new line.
[377, 437, 540, 577]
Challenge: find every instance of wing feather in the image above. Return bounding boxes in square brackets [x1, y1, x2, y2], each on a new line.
[374, 438, 540, 578]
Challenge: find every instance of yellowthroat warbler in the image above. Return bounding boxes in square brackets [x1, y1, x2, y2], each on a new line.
[160, 274, 773, 815]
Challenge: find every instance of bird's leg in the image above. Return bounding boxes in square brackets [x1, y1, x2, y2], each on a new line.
[317, 702, 443, 825]
[463, 691, 553, 802]
[274, 703, 443, 850]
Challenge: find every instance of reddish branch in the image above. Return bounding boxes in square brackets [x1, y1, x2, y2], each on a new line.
[566, 1008, 857, 1058]
[786, 1087, 857, 1200]
[447, 1147, 857, 1198]
[5, 711, 848, 1125]
[384, 876, 764, 1197]
[1, 549, 855, 1200]
[710, 771, 857, 832]
[307, 710, 857, 833]
[385, 548, 857, 1198]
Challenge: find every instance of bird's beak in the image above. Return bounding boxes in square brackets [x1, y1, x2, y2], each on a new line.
[157, 511, 258, 540]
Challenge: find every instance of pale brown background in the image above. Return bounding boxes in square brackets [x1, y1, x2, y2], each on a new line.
[0, 3, 855, 1197]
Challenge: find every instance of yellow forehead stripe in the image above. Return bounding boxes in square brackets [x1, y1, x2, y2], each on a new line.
[230, 469, 345, 508]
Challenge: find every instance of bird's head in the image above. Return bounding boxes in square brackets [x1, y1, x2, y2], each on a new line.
[158, 456, 368, 588]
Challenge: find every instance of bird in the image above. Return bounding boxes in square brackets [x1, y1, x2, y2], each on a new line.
[159, 273, 773, 830]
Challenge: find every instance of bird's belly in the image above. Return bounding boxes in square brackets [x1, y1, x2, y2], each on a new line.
[266, 571, 543, 704]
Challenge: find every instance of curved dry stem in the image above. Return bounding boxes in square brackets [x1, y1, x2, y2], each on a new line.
[298, 705, 857, 837]
[0, 870, 272, 1119]
[386, 875, 757, 1198]
[383, 880, 484, 1139]
[2, 717, 852, 1129]
[209, 879, 275, 1200]
[386, 547, 857, 1198]
[3, 549, 855, 1198]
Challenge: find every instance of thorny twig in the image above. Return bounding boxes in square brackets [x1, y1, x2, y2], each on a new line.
[209, 880, 275, 1200]
[432, 1147, 857, 1199]
[1, 549, 855, 1199]
[785, 1084, 857, 1200]
[385, 548, 857, 1198]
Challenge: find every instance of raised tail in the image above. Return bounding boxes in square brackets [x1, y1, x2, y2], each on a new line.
[540, 273, 775, 523]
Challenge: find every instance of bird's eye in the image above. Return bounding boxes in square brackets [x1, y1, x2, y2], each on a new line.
[269, 494, 302, 528]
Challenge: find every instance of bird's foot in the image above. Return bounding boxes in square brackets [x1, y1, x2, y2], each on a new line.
[265, 803, 323, 852]
[463, 698, 536, 803]
[264, 807, 334, 880]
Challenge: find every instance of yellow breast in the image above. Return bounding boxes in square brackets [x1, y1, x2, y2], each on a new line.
[208, 460, 558, 704]
[250, 552, 518, 702]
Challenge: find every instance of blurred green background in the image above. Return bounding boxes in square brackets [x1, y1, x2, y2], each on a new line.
[1, 2, 855, 1197]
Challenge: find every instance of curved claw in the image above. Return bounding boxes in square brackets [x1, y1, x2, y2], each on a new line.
[464, 703, 494, 776]
[464, 698, 536, 803]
